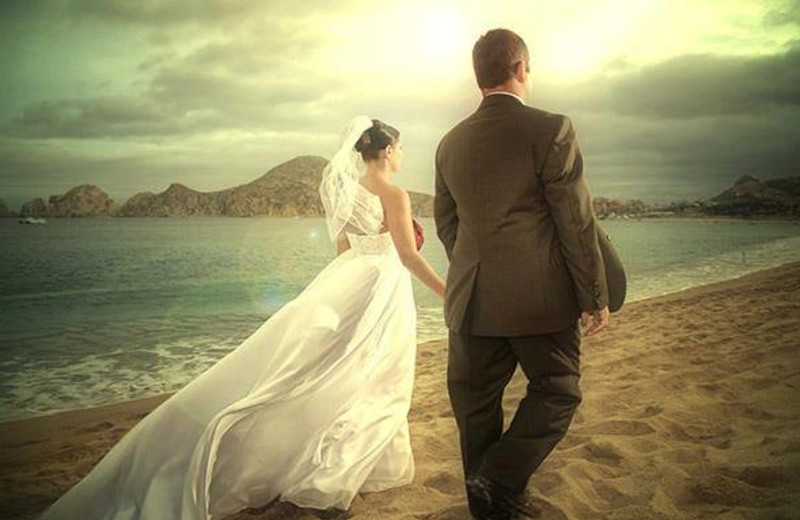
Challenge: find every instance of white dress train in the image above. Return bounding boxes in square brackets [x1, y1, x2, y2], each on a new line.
[38, 186, 417, 520]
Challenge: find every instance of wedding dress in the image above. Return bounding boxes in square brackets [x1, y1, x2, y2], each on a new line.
[38, 184, 418, 520]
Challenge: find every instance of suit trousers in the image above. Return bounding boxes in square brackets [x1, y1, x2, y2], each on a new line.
[446, 320, 583, 494]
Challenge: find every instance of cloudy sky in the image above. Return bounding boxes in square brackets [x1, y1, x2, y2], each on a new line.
[1, 0, 798, 209]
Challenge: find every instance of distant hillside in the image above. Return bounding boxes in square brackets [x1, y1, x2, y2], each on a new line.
[409, 191, 433, 217]
[117, 155, 434, 217]
[590, 175, 800, 220]
[16, 185, 118, 217]
[49, 184, 119, 217]
[117, 155, 329, 217]
[9, 155, 435, 218]
[763, 177, 800, 199]
[12, 163, 791, 222]
[706, 174, 800, 217]
[711, 175, 794, 204]
[0, 199, 18, 217]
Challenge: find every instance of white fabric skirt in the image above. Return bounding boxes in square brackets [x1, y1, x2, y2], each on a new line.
[38, 243, 417, 520]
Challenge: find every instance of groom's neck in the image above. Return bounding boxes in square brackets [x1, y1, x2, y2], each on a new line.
[480, 85, 528, 103]
[481, 88, 526, 106]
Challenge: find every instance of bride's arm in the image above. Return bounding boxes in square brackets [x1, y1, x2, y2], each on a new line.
[382, 186, 446, 298]
[335, 231, 351, 256]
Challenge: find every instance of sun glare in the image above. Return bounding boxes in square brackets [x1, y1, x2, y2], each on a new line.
[418, 12, 467, 58]
[321, 6, 473, 86]
[405, 9, 472, 82]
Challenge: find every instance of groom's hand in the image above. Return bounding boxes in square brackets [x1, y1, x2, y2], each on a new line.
[580, 306, 610, 337]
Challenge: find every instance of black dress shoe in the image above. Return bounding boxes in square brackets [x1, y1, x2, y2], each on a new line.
[466, 474, 516, 520]
[466, 474, 542, 519]
[465, 475, 494, 519]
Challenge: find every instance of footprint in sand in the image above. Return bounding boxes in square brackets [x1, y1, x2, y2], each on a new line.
[79, 420, 114, 433]
[421, 436, 461, 459]
[34, 467, 62, 477]
[6, 437, 48, 448]
[511, 496, 568, 520]
[728, 464, 797, 489]
[530, 470, 566, 495]
[605, 505, 674, 520]
[636, 405, 664, 418]
[660, 419, 735, 449]
[563, 440, 625, 467]
[661, 446, 709, 465]
[674, 473, 773, 509]
[740, 405, 776, 420]
[417, 504, 469, 520]
[557, 433, 588, 449]
[419, 500, 568, 520]
[423, 471, 463, 496]
[581, 419, 655, 436]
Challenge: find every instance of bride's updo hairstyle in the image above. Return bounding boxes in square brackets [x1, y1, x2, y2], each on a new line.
[354, 119, 400, 162]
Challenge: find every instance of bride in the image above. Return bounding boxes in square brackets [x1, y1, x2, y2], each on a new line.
[38, 115, 446, 520]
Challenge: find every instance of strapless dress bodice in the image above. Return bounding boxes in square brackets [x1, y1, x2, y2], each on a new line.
[345, 231, 395, 256]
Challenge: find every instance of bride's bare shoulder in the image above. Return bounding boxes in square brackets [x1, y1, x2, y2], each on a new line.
[362, 179, 409, 209]
[377, 184, 410, 211]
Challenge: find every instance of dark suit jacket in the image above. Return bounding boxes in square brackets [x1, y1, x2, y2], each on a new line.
[434, 93, 609, 336]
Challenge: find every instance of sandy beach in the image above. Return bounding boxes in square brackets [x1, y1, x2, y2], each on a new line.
[2, 261, 799, 520]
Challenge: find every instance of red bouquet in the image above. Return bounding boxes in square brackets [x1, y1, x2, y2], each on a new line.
[412, 216, 424, 251]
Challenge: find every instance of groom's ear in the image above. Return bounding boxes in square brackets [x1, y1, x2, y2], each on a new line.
[513, 60, 528, 83]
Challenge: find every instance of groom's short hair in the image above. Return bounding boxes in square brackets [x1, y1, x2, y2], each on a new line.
[472, 29, 529, 89]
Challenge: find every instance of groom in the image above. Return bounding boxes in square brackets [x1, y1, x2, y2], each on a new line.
[434, 28, 610, 520]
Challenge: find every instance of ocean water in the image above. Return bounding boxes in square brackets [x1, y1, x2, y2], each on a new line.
[1, 216, 799, 423]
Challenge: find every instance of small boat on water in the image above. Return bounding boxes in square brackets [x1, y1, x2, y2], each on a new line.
[18, 217, 47, 225]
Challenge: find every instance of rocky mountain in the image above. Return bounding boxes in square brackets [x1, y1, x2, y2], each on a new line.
[711, 175, 794, 204]
[49, 184, 119, 216]
[409, 191, 434, 218]
[707, 175, 800, 216]
[19, 198, 47, 218]
[6, 155, 435, 218]
[116, 155, 435, 217]
[0, 199, 18, 217]
[8, 166, 797, 221]
[118, 156, 328, 217]
[18, 185, 118, 217]
[763, 177, 800, 199]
